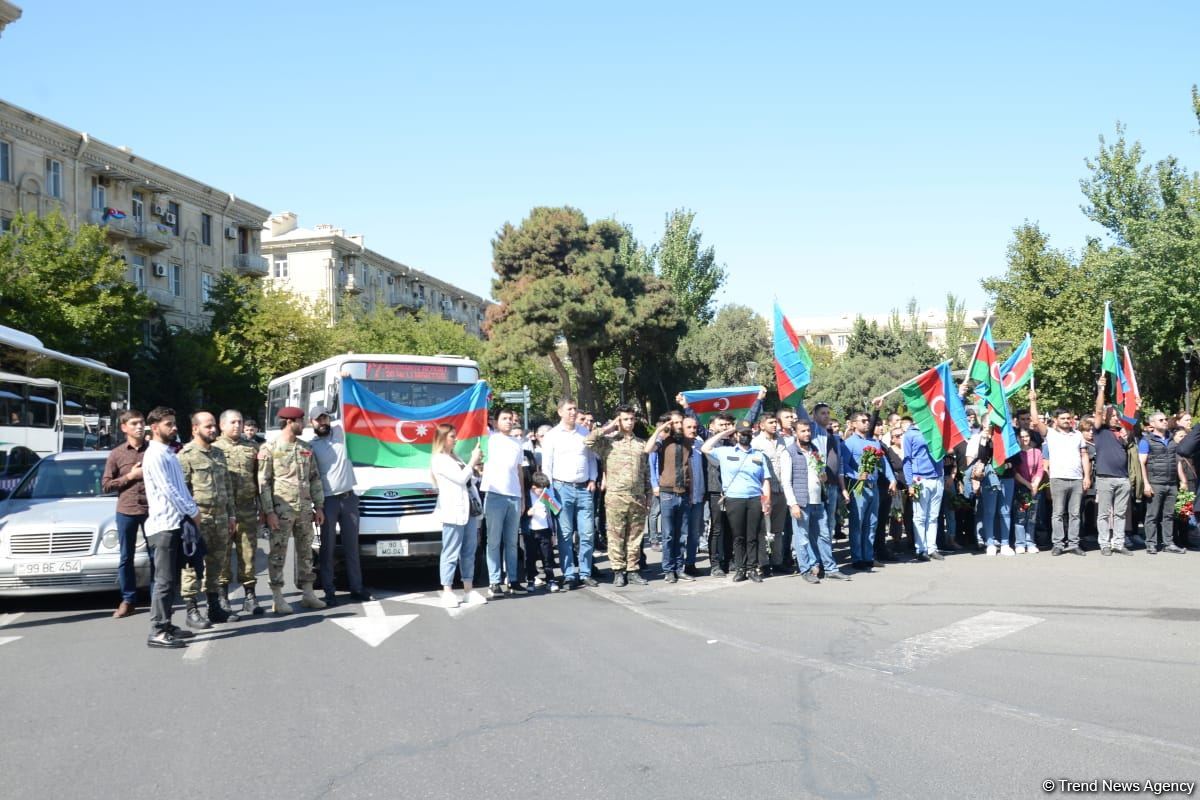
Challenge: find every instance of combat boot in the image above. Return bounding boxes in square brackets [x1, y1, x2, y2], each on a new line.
[217, 586, 234, 614]
[299, 583, 327, 609]
[207, 592, 238, 623]
[243, 590, 263, 616]
[185, 597, 212, 630]
[272, 587, 293, 615]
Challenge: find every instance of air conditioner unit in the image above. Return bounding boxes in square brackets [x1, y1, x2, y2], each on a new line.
[152, 262, 167, 278]
[224, 225, 238, 239]
[164, 212, 177, 225]
[152, 204, 166, 216]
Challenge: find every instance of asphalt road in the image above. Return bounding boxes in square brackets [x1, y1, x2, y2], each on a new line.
[2, 535, 1198, 800]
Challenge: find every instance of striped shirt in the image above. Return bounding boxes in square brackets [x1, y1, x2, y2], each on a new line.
[143, 439, 199, 535]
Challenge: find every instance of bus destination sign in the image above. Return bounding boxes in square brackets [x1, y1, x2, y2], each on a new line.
[363, 363, 455, 382]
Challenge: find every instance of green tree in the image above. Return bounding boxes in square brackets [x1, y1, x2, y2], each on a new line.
[0, 211, 152, 372]
[677, 304, 773, 391]
[942, 293, 970, 367]
[652, 209, 726, 324]
[488, 206, 683, 411]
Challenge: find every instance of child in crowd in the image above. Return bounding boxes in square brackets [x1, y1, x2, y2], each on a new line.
[526, 472, 560, 592]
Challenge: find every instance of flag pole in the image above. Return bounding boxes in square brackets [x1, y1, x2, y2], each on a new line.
[960, 312, 992, 391]
[876, 360, 953, 402]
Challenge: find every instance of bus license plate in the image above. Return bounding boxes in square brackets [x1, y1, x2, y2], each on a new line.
[16, 560, 83, 576]
[376, 540, 409, 557]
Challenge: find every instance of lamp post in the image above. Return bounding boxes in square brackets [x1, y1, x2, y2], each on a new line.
[745, 360, 758, 383]
[1184, 345, 1196, 412]
[615, 366, 628, 405]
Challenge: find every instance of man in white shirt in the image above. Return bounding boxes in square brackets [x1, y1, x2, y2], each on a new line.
[1031, 389, 1091, 555]
[481, 409, 527, 596]
[541, 399, 599, 589]
[142, 406, 199, 649]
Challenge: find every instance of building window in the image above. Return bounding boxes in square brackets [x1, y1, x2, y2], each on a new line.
[170, 263, 182, 297]
[90, 176, 106, 210]
[131, 191, 144, 220]
[835, 335, 847, 349]
[201, 272, 213, 304]
[201, 213, 212, 246]
[131, 255, 146, 290]
[45, 158, 63, 199]
[0, 141, 10, 183]
[273, 255, 288, 279]
[168, 201, 180, 236]
[0, 216, 11, 234]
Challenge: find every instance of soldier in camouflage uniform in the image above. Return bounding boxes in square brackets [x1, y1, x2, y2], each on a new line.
[585, 404, 651, 587]
[258, 406, 326, 614]
[213, 409, 265, 616]
[178, 411, 239, 627]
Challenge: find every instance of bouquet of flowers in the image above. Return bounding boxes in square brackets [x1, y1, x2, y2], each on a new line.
[911, 477, 923, 500]
[1176, 490, 1195, 521]
[852, 445, 885, 496]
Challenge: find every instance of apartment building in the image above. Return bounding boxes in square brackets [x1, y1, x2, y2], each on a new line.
[0, 2, 20, 38]
[261, 212, 489, 338]
[790, 309, 987, 355]
[0, 99, 270, 330]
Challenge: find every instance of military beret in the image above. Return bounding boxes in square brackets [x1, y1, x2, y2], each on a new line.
[277, 406, 305, 420]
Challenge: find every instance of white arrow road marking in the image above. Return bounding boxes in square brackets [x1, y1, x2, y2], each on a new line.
[855, 610, 1044, 675]
[391, 592, 486, 618]
[0, 612, 23, 647]
[333, 600, 418, 647]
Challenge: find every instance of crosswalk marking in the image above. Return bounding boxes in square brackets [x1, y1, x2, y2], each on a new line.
[855, 610, 1044, 675]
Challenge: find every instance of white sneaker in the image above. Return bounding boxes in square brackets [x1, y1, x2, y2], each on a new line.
[1000, 545, 1016, 557]
[440, 590, 461, 608]
[548, 581, 561, 593]
[986, 544, 998, 556]
[463, 590, 489, 606]
[1026, 545, 1039, 553]
[534, 576, 546, 588]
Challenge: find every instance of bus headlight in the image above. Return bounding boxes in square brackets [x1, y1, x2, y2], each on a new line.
[101, 529, 119, 550]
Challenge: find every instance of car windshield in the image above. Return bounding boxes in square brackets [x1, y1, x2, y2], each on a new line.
[10, 458, 112, 500]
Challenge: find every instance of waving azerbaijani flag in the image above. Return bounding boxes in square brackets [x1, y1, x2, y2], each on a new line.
[967, 319, 1020, 466]
[1114, 346, 1141, 432]
[999, 334, 1034, 397]
[341, 377, 490, 468]
[773, 301, 813, 406]
[1101, 302, 1121, 381]
[680, 386, 762, 425]
[536, 487, 562, 516]
[899, 361, 972, 461]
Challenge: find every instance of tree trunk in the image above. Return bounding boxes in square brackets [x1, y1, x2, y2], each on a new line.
[568, 344, 599, 413]
[548, 349, 573, 401]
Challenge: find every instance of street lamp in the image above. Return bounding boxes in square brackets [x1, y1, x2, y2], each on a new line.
[745, 360, 758, 383]
[614, 366, 628, 405]
[1183, 341, 1198, 412]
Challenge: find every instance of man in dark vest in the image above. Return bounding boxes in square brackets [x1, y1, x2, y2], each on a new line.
[1138, 411, 1185, 554]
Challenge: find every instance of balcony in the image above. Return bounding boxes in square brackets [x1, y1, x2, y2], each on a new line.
[341, 274, 363, 295]
[145, 287, 180, 309]
[135, 220, 173, 251]
[233, 253, 268, 277]
[86, 208, 138, 238]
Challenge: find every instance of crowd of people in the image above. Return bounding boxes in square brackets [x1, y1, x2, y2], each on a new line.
[101, 377, 1200, 649]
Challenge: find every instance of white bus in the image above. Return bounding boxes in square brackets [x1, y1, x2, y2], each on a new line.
[266, 353, 481, 575]
[0, 325, 131, 456]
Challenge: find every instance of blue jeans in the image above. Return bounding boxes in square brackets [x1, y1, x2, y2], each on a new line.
[658, 492, 691, 574]
[686, 500, 704, 565]
[978, 473, 1015, 547]
[798, 501, 838, 574]
[911, 478, 944, 555]
[115, 512, 147, 603]
[483, 492, 520, 586]
[848, 483, 878, 563]
[440, 517, 479, 587]
[555, 482, 595, 579]
[1013, 491, 1038, 550]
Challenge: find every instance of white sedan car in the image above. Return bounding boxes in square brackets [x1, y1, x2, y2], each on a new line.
[0, 451, 151, 596]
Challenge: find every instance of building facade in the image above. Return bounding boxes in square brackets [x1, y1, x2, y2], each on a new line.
[0, 99, 270, 330]
[790, 309, 987, 355]
[261, 212, 488, 337]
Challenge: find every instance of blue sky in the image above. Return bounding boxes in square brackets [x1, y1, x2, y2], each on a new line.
[3, 1, 1197, 320]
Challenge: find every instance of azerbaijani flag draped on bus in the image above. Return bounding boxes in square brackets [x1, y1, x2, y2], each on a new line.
[967, 319, 1020, 467]
[999, 334, 1034, 397]
[679, 386, 761, 425]
[899, 361, 972, 461]
[773, 301, 813, 406]
[341, 377, 490, 468]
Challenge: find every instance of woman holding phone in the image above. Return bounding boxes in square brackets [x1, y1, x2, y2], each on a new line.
[431, 423, 488, 608]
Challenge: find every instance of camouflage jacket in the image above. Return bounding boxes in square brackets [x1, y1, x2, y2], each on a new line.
[178, 441, 235, 520]
[258, 438, 324, 517]
[212, 435, 259, 514]
[585, 428, 649, 496]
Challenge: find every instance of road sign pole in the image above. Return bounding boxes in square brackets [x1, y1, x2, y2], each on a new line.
[522, 384, 529, 431]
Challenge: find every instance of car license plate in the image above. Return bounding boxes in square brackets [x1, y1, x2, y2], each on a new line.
[376, 540, 409, 557]
[15, 560, 83, 576]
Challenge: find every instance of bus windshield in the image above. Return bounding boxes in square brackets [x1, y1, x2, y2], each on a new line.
[342, 361, 479, 409]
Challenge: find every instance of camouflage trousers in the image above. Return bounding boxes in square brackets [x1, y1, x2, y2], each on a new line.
[181, 514, 232, 597]
[227, 512, 260, 588]
[268, 514, 315, 589]
[606, 493, 648, 572]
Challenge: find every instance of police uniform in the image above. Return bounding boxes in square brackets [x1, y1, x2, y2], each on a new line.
[213, 433, 264, 615]
[706, 419, 769, 582]
[178, 439, 238, 624]
[585, 426, 650, 584]
[258, 406, 326, 614]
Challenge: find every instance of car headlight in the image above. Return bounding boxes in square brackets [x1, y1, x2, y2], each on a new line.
[101, 529, 119, 550]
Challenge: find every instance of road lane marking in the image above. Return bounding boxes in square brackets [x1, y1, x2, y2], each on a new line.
[0, 613, 23, 647]
[182, 635, 214, 662]
[392, 592, 485, 618]
[0, 636, 19, 647]
[333, 601, 418, 646]
[854, 611, 1044, 675]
